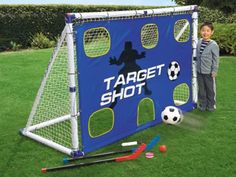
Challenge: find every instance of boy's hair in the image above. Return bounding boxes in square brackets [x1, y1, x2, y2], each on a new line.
[200, 22, 214, 31]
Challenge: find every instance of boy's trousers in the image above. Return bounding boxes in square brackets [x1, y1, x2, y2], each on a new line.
[197, 72, 216, 109]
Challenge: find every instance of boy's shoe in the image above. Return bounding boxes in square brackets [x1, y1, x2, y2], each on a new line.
[207, 107, 215, 112]
[198, 107, 206, 112]
[198, 105, 206, 111]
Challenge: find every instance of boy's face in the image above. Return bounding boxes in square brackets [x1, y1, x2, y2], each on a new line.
[200, 26, 214, 41]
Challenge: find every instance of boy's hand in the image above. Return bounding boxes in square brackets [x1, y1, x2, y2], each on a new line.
[211, 72, 217, 78]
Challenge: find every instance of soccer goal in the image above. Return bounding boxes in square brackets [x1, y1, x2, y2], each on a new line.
[21, 5, 198, 157]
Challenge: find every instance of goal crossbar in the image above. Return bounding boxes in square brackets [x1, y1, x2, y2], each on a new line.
[66, 5, 197, 21]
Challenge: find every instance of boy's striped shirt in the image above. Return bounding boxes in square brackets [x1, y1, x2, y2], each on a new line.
[200, 40, 210, 55]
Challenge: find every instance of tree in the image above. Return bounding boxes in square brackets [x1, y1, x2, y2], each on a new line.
[173, 0, 236, 14]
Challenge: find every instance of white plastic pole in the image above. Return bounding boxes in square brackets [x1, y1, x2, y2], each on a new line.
[26, 114, 71, 132]
[192, 7, 198, 104]
[69, 5, 197, 20]
[66, 23, 79, 151]
[23, 131, 72, 156]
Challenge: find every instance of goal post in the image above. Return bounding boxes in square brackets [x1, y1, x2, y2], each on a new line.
[192, 8, 198, 103]
[21, 5, 198, 156]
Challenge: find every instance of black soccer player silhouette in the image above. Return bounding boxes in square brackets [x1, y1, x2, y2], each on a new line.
[109, 41, 152, 109]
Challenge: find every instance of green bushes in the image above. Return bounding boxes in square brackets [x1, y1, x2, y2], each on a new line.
[0, 5, 235, 55]
[0, 5, 65, 50]
[213, 23, 236, 56]
[31, 32, 55, 49]
[0, 4, 153, 51]
[199, 7, 236, 23]
[10, 41, 22, 51]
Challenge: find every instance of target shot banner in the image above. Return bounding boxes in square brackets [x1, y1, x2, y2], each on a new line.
[75, 13, 195, 153]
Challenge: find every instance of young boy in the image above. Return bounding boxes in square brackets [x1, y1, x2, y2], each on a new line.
[196, 22, 219, 112]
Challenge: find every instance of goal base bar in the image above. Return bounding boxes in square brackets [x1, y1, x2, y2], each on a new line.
[20, 129, 83, 157]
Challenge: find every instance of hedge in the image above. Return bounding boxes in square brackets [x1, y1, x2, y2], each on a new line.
[0, 5, 156, 50]
[0, 5, 235, 55]
[213, 23, 236, 56]
[199, 7, 236, 24]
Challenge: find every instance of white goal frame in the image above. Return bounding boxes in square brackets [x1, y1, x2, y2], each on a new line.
[21, 5, 198, 157]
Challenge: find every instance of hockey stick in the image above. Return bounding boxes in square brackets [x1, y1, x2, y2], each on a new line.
[145, 135, 160, 151]
[63, 149, 133, 164]
[41, 143, 146, 173]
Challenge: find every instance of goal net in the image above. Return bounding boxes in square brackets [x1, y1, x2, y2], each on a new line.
[21, 26, 81, 156]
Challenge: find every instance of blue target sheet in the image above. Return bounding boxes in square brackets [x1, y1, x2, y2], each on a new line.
[74, 13, 194, 153]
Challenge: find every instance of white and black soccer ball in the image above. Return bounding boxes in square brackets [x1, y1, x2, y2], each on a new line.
[167, 61, 180, 81]
[161, 106, 183, 125]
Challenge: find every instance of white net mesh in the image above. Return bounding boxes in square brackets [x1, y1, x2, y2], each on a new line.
[84, 27, 110, 58]
[174, 19, 190, 42]
[173, 83, 190, 106]
[141, 23, 159, 49]
[26, 27, 78, 149]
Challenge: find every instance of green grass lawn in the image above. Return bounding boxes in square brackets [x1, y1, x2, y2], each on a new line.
[0, 49, 236, 177]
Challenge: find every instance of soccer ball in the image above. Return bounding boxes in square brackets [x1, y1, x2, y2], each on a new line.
[168, 61, 180, 81]
[161, 106, 183, 125]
